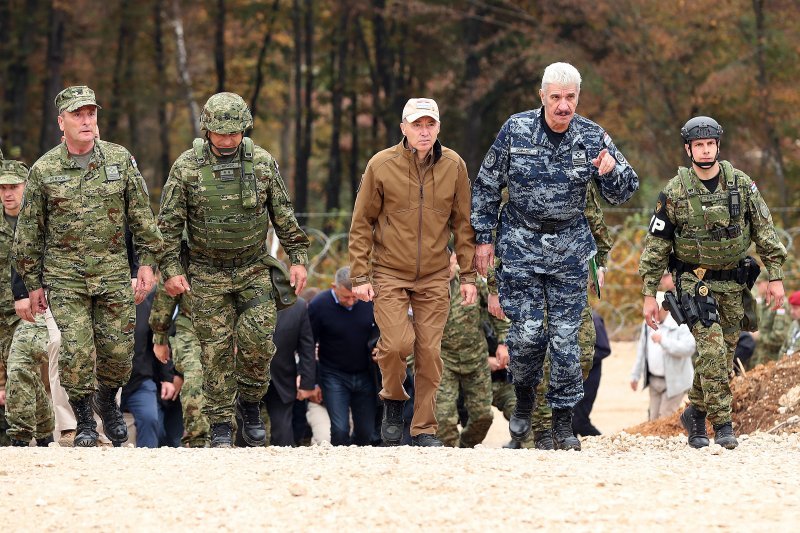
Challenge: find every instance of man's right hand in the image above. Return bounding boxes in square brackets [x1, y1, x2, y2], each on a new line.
[353, 283, 374, 302]
[643, 295, 660, 330]
[165, 275, 191, 297]
[15, 298, 35, 323]
[29, 288, 48, 315]
[488, 293, 505, 320]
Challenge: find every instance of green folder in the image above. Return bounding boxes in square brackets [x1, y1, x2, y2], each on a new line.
[589, 257, 601, 299]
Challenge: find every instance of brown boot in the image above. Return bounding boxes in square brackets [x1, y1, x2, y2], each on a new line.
[58, 430, 76, 447]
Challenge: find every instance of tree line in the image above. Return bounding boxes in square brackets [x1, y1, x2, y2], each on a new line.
[1, 0, 798, 227]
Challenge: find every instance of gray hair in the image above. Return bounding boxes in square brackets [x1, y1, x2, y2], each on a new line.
[541, 62, 582, 92]
[334, 266, 352, 290]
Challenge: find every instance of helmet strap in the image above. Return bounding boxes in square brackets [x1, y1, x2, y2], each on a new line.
[206, 132, 241, 157]
[689, 140, 719, 169]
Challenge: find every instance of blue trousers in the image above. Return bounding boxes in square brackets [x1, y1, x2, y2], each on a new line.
[500, 265, 587, 409]
[319, 365, 377, 446]
[121, 379, 163, 448]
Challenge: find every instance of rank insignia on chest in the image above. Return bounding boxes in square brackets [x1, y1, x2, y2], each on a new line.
[105, 165, 121, 181]
[219, 169, 236, 181]
[698, 285, 709, 297]
[571, 149, 587, 166]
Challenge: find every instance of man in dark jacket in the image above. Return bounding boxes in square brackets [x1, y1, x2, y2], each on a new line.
[265, 297, 316, 446]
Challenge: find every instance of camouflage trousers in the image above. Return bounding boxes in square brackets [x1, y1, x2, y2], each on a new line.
[170, 319, 208, 447]
[435, 360, 493, 447]
[682, 275, 743, 426]
[492, 380, 515, 420]
[188, 258, 277, 425]
[0, 318, 21, 446]
[500, 263, 588, 409]
[5, 315, 55, 441]
[48, 283, 135, 399]
[532, 305, 595, 431]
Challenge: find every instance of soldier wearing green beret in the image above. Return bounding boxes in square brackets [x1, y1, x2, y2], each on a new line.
[12, 86, 164, 447]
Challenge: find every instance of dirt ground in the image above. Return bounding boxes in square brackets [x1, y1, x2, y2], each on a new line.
[3, 342, 800, 531]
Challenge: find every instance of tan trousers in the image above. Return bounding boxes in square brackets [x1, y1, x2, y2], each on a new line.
[373, 268, 450, 437]
[45, 309, 110, 442]
[647, 375, 686, 421]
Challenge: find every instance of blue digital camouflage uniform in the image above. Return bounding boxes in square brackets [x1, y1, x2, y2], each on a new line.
[471, 108, 638, 409]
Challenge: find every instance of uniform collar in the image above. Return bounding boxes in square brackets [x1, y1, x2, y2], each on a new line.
[400, 138, 442, 165]
[59, 141, 104, 171]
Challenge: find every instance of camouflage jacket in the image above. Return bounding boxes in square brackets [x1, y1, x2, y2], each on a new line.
[1, 213, 17, 323]
[13, 141, 163, 292]
[780, 320, 800, 357]
[158, 140, 309, 279]
[149, 279, 194, 346]
[441, 276, 510, 371]
[639, 162, 786, 296]
[471, 108, 637, 273]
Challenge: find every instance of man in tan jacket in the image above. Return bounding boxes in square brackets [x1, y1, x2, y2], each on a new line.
[349, 98, 477, 447]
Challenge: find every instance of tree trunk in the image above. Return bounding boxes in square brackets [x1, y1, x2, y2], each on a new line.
[38, 0, 64, 154]
[106, 0, 134, 141]
[171, 0, 200, 138]
[325, 3, 350, 217]
[752, 0, 788, 226]
[462, 4, 483, 180]
[348, 40, 360, 204]
[214, 0, 226, 93]
[6, 0, 39, 154]
[153, 0, 171, 184]
[249, 0, 281, 127]
[292, 0, 308, 221]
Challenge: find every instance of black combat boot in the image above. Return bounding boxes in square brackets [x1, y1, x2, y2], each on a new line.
[533, 430, 555, 450]
[680, 404, 710, 448]
[509, 385, 535, 441]
[235, 396, 267, 447]
[381, 399, 405, 446]
[552, 408, 581, 451]
[92, 382, 128, 444]
[10, 439, 29, 447]
[36, 435, 54, 447]
[502, 440, 522, 449]
[69, 396, 99, 447]
[210, 422, 233, 448]
[713, 422, 739, 450]
[411, 434, 443, 447]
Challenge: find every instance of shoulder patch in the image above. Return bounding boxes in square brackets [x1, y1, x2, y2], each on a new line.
[602, 132, 612, 147]
[648, 191, 675, 238]
[483, 149, 497, 169]
[750, 182, 757, 194]
[130, 156, 138, 170]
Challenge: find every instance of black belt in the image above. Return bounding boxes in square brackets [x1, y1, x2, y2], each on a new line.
[190, 245, 264, 269]
[669, 255, 748, 284]
[506, 203, 573, 234]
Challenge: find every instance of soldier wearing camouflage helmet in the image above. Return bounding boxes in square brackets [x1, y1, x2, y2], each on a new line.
[158, 91, 309, 448]
[639, 115, 787, 450]
[12, 85, 164, 447]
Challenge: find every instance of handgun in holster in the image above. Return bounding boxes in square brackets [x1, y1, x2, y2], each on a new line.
[663, 291, 686, 325]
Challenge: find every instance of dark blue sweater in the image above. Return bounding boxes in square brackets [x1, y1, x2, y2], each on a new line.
[308, 289, 375, 374]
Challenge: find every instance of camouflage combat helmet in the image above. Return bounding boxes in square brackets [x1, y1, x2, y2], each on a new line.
[0, 159, 29, 185]
[200, 92, 253, 134]
[680, 116, 723, 144]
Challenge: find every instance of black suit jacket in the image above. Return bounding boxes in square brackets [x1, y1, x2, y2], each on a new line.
[268, 297, 316, 404]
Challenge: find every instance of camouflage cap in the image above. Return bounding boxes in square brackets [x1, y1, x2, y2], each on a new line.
[0, 159, 29, 185]
[200, 92, 253, 134]
[55, 85, 102, 114]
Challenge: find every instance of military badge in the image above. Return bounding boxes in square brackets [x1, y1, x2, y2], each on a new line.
[130, 156, 138, 170]
[106, 165, 121, 181]
[694, 267, 707, 280]
[571, 148, 587, 167]
[483, 149, 497, 169]
[698, 285, 709, 296]
[655, 200, 662, 212]
[614, 150, 626, 165]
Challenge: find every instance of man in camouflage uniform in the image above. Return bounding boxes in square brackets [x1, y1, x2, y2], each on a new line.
[488, 181, 612, 449]
[5, 315, 55, 446]
[472, 62, 638, 451]
[640, 116, 786, 450]
[749, 272, 791, 368]
[158, 92, 309, 448]
[13, 86, 164, 447]
[435, 253, 509, 448]
[150, 279, 208, 447]
[0, 157, 30, 446]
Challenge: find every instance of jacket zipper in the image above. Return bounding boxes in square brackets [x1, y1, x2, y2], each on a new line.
[416, 172, 424, 280]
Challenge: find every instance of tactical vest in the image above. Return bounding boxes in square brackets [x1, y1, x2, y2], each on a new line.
[187, 137, 269, 253]
[673, 161, 750, 267]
